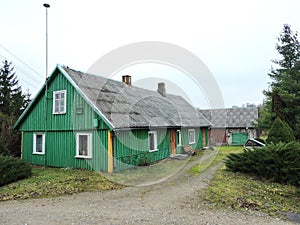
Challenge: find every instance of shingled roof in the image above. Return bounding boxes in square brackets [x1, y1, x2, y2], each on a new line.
[63, 66, 211, 129]
[199, 108, 258, 128]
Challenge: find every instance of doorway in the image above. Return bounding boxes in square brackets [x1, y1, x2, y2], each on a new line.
[170, 129, 176, 155]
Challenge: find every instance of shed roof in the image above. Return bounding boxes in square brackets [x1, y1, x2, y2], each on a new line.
[63, 66, 211, 129]
[199, 107, 258, 128]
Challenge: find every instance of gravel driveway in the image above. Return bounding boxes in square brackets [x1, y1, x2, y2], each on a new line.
[0, 153, 297, 225]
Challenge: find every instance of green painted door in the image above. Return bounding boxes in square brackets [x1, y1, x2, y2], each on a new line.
[232, 132, 248, 145]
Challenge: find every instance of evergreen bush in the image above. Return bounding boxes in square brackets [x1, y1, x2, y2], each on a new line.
[266, 117, 295, 144]
[225, 141, 300, 186]
[0, 139, 9, 156]
[0, 155, 31, 186]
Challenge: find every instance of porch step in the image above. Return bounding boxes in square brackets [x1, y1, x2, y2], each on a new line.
[170, 154, 189, 160]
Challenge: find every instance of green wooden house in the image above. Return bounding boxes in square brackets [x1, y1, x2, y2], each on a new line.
[14, 65, 211, 172]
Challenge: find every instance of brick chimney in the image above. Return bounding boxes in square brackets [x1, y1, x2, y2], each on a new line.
[157, 82, 166, 97]
[122, 75, 131, 86]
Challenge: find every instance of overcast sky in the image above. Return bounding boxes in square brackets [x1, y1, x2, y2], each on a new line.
[1, 0, 300, 108]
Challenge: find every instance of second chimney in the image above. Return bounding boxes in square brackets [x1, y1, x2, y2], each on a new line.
[157, 82, 166, 97]
[122, 75, 132, 86]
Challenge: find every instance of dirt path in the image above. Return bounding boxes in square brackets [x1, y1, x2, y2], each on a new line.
[0, 152, 297, 225]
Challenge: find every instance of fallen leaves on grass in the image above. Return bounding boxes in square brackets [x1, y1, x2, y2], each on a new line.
[204, 167, 300, 216]
[0, 167, 122, 201]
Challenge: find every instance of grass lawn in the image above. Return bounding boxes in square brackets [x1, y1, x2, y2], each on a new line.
[103, 157, 191, 186]
[201, 146, 300, 217]
[0, 154, 198, 201]
[0, 150, 207, 200]
[1, 144, 299, 217]
[189, 146, 242, 176]
[205, 167, 300, 216]
[0, 166, 121, 201]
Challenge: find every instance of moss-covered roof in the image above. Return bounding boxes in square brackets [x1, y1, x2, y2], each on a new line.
[63, 66, 211, 129]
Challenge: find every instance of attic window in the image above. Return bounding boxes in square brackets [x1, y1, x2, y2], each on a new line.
[53, 90, 66, 114]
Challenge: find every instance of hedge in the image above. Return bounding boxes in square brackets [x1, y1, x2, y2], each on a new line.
[0, 155, 32, 186]
[0, 140, 9, 156]
[225, 141, 300, 186]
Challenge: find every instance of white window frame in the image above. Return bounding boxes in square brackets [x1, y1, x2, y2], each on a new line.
[76, 133, 92, 158]
[33, 133, 45, 154]
[53, 90, 67, 114]
[177, 130, 182, 146]
[148, 131, 158, 152]
[188, 129, 196, 144]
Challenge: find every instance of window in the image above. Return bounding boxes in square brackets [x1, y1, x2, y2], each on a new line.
[53, 90, 66, 114]
[188, 129, 195, 144]
[177, 130, 181, 146]
[76, 133, 92, 158]
[148, 131, 157, 152]
[33, 133, 45, 154]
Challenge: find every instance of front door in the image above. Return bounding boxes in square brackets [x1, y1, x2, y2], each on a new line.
[202, 128, 207, 148]
[170, 129, 176, 155]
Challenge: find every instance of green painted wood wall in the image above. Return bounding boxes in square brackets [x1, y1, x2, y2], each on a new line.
[19, 71, 110, 171]
[113, 127, 208, 171]
[22, 130, 109, 172]
[19, 71, 110, 131]
[113, 129, 170, 171]
[18, 70, 210, 172]
[181, 128, 202, 149]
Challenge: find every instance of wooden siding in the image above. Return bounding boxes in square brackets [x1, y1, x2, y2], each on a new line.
[180, 128, 203, 149]
[17, 69, 210, 172]
[22, 129, 109, 172]
[205, 128, 209, 146]
[113, 128, 208, 171]
[176, 128, 207, 153]
[19, 71, 111, 171]
[18, 71, 110, 131]
[208, 128, 226, 145]
[113, 129, 170, 171]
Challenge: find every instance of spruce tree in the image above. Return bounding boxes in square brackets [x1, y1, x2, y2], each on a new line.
[0, 60, 24, 116]
[0, 60, 31, 156]
[259, 24, 300, 139]
[266, 117, 295, 144]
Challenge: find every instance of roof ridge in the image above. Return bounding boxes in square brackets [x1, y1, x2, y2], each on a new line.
[62, 65, 187, 99]
[14, 64, 211, 130]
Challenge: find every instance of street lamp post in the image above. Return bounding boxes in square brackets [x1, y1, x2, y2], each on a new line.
[43, 3, 50, 167]
[43, 3, 50, 79]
